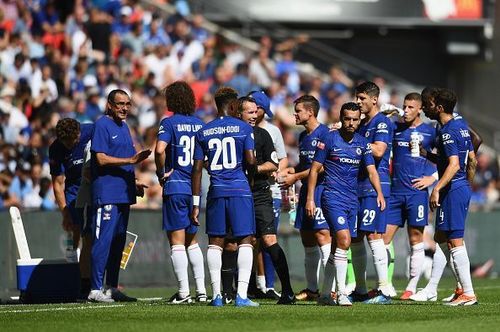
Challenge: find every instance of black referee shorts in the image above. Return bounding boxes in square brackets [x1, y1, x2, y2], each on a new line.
[253, 187, 276, 237]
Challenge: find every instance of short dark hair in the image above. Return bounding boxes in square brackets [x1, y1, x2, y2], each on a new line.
[107, 89, 129, 104]
[294, 95, 320, 117]
[354, 81, 380, 97]
[55, 118, 80, 142]
[404, 92, 422, 103]
[214, 86, 238, 113]
[434, 88, 457, 114]
[340, 102, 361, 118]
[164, 81, 195, 115]
[421, 87, 456, 114]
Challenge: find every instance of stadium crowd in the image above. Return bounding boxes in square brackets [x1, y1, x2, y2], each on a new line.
[0, 0, 497, 213]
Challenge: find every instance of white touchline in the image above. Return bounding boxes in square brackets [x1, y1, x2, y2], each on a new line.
[0, 304, 125, 314]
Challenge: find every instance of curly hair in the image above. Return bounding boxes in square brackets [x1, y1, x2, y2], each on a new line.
[55, 118, 80, 142]
[164, 81, 196, 115]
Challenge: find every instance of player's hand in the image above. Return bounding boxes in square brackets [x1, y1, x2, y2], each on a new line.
[412, 176, 435, 190]
[377, 194, 386, 211]
[62, 208, 73, 232]
[157, 169, 174, 186]
[131, 149, 152, 164]
[305, 200, 316, 219]
[191, 206, 200, 226]
[278, 173, 296, 189]
[429, 188, 440, 212]
[135, 181, 148, 197]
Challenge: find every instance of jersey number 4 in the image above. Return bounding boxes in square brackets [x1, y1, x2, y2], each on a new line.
[208, 137, 237, 171]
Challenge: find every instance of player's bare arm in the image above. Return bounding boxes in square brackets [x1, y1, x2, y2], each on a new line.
[190, 159, 204, 226]
[51, 174, 73, 231]
[245, 149, 257, 187]
[305, 161, 322, 219]
[469, 126, 483, 153]
[370, 141, 387, 160]
[466, 150, 477, 185]
[257, 161, 277, 175]
[429, 155, 460, 211]
[366, 164, 386, 211]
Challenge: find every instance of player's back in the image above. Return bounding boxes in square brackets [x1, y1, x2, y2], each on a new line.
[391, 122, 436, 194]
[437, 117, 472, 192]
[195, 116, 254, 198]
[159, 114, 203, 195]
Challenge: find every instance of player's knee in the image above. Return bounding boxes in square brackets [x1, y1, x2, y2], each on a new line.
[315, 229, 331, 246]
[336, 235, 350, 250]
[367, 232, 382, 241]
[262, 234, 277, 248]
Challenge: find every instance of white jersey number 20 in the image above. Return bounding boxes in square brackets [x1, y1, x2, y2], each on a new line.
[208, 137, 237, 171]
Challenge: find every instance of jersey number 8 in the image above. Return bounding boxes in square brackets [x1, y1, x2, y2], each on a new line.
[208, 137, 237, 171]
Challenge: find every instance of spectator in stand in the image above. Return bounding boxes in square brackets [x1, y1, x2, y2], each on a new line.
[472, 152, 499, 206]
[227, 63, 258, 96]
[249, 48, 276, 89]
[111, 6, 132, 37]
[275, 50, 300, 94]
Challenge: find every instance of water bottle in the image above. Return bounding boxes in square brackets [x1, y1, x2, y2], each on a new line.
[410, 131, 420, 158]
[65, 231, 78, 263]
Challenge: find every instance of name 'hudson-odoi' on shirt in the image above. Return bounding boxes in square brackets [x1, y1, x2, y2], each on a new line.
[203, 126, 240, 136]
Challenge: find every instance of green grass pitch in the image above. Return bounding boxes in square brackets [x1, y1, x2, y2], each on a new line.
[1, 278, 498, 332]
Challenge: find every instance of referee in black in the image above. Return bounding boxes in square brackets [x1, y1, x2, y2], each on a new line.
[231, 96, 295, 304]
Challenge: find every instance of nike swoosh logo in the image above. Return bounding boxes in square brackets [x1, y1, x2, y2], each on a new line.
[317, 220, 327, 225]
[333, 148, 342, 152]
[396, 132, 402, 135]
[112, 135, 118, 139]
[416, 218, 424, 222]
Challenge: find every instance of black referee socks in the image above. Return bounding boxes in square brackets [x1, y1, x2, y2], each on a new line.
[265, 243, 293, 295]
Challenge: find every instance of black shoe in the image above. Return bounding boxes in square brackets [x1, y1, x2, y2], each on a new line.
[265, 289, 281, 300]
[253, 289, 268, 299]
[222, 292, 233, 304]
[168, 292, 192, 304]
[277, 293, 296, 305]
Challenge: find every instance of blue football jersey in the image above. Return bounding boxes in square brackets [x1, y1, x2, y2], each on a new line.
[91, 116, 137, 205]
[314, 130, 374, 203]
[357, 112, 393, 197]
[391, 122, 437, 194]
[49, 123, 94, 201]
[437, 117, 473, 193]
[158, 114, 204, 196]
[194, 116, 254, 198]
[297, 124, 330, 183]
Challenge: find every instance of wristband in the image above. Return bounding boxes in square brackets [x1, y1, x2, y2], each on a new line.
[193, 195, 200, 206]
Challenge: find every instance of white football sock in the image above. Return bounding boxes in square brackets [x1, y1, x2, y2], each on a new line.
[320, 253, 335, 297]
[368, 239, 389, 289]
[406, 242, 425, 293]
[304, 246, 321, 291]
[171, 245, 189, 297]
[207, 245, 223, 297]
[450, 246, 474, 296]
[334, 248, 348, 295]
[187, 243, 206, 295]
[319, 244, 331, 267]
[256, 275, 266, 292]
[351, 241, 367, 294]
[425, 243, 447, 294]
[319, 243, 336, 292]
[449, 245, 463, 289]
[237, 244, 254, 299]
